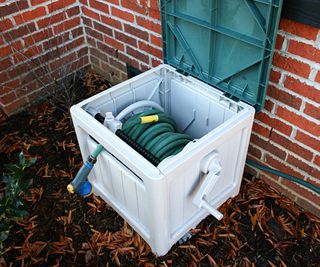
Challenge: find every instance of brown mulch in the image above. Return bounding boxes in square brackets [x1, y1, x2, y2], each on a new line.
[0, 71, 319, 267]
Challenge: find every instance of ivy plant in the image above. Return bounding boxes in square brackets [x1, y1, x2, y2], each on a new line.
[0, 152, 36, 252]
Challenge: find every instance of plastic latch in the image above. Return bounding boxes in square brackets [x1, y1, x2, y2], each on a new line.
[193, 151, 223, 220]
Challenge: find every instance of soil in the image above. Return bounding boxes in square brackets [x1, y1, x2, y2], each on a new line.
[0, 71, 319, 267]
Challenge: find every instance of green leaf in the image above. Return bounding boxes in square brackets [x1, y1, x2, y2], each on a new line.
[0, 222, 10, 232]
[6, 208, 28, 219]
[26, 157, 37, 167]
[0, 229, 10, 243]
[19, 152, 25, 166]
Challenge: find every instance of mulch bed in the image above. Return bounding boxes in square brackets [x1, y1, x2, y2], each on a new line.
[0, 71, 319, 267]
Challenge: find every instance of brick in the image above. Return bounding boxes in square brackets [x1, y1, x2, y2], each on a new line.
[270, 131, 313, 161]
[0, 1, 29, 17]
[72, 27, 84, 38]
[50, 52, 76, 70]
[315, 156, 320, 167]
[104, 36, 124, 51]
[138, 41, 162, 59]
[252, 122, 271, 138]
[260, 174, 296, 200]
[90, 47, 108, 63]
[272, 52, 311, 78]
[124, 24, 148, 41]
[136, 16, 161, 34]
[13, 45, 43, 63]
[24, 29, 53, 47]
[265, 154, 304, 179]
[288, 40, 320, 64]
[0, 79, 20, 94]
[93, 21, 112, 36]
[269, 69, 281, 84]
[114, 31, 137, 47]
[295, 131, 319, 152]
[0, 46, 12, 58]
[77, 47, 88, 57]
[255, 111, 292, 136]
[118, 51, 139, 69]
[101, 15, 122, 30]
[111, 7, 134, 22]
[282, 177, 320, 204]
[279, 18, 319, 41]
[14, 6, 47, 24]
[54, 17, 80, 34]
[82, 6, 100, 21]
[140, 64, 150, 72]
[37, 13, 66, 28]
[48, 0, 76, 12]
[121, 0, 147, 15]
[109, 57, 126, 72]
[287, 155, 320, 179]
[150, 34, 162, 48]
[43, 33, 70, 50]
[97, 41, 117, 57]
[2, 97, 27, 115]
[304, 103, 320, 120]
[0, 18, 14, 31]
[66, 36, 85, 50]
[264, 99, 274, 113]
[316, 72, 320, 84]
[66, 6, 80, 17]
[3, 23, 36, 41]
[8, 64, 29, 79]
[284, 76, 320, 103]
[31, 0, 48, 5]
[82, 17, 92, 27]
[86, 27, 103, 42]
[267, 85, 301, 110]
[0, 92, 16, 104]
[296, 198, 320, 218]
[275, 35, 284, 50]
[0, 72, 9, 84]
[0, 57, 12, 72]
[151, 58, 162, 67]
[89, 0, 109, 14]
[276, 106, 320, 137]
[127, 46, 149, 63]
[250, 133, 287, 160]
[248, 145, 262, 159]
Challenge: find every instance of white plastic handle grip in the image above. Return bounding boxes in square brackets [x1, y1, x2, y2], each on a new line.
[193, 152, 223, 220]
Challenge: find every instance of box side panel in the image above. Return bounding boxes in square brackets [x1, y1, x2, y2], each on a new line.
[86, 138, 150, 241]
[165, 113, 254, 244]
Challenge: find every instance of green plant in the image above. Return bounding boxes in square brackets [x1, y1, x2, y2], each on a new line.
[0, 152, 36, 252]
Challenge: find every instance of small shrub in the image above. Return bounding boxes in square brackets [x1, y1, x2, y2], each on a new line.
[0, 152, 36, 252]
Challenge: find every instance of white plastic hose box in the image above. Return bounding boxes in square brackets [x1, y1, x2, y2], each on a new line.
[70, 0, 282, 256]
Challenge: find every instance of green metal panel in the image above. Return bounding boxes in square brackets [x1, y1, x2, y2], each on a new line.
[160, 0, 283, 111]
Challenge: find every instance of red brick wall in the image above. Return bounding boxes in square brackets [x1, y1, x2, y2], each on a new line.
[0, 0, 89, 114]
[247, 19, 320, 216]
[80, 0, 162, 83]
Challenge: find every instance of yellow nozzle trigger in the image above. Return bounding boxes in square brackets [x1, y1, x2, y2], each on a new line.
[140, 115, 159, 124]
[67, 184, 74, 194]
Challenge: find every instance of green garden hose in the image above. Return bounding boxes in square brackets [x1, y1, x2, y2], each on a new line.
[122, 109, 192, 161]
[246, 159, 320, 195]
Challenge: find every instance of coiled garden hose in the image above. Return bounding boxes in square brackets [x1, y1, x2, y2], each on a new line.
[121, 109, 192, 161]
[246, 159, 320, 195]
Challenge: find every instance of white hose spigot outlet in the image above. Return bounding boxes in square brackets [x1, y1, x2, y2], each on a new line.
[104, 112, 122, 133]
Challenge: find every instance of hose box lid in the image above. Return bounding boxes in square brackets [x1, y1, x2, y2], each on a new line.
[160, 0, 283, 111]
